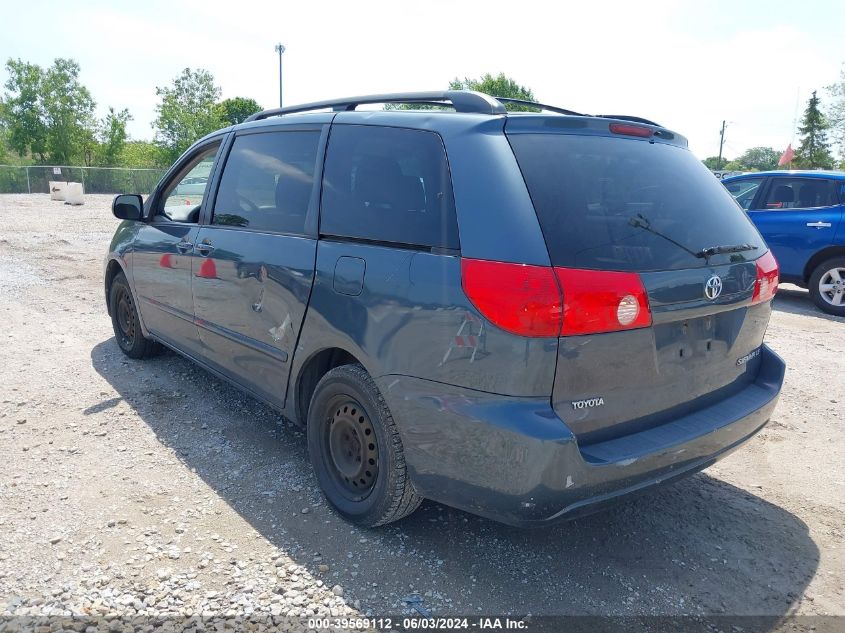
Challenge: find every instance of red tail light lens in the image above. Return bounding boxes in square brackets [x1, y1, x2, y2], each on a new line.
[609, 123, 653, 138]
[555, 268, 652, 336]
[461, 259, 653, 338]
[461, 259, 562, 337]
[752, 251, 779, 304]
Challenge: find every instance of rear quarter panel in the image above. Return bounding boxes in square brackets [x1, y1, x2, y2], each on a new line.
[292, 240, 558, 397]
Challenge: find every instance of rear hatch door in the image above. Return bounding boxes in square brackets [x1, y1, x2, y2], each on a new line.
[506, 118, 773, 444]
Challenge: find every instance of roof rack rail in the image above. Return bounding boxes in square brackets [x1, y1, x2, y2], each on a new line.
[495, 97, 661, 127]
[493, 97, 585, 116]
[244, 90, 507, 122]
[596, 114, 661, 126]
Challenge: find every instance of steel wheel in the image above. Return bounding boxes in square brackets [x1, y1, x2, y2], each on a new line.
[818, 266, 845, 307]
[115, 284, 137, 349]
[307, 364, 422, 526]
[324, 397, 379, 501]
[108, 271, 160, 359]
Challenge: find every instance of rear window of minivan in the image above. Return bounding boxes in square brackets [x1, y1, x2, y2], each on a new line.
[507, 133, 766, 271]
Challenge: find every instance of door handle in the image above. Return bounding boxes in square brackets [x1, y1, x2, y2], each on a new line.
[175, 240, 193, 254]
[194, 240, 215, 256]
[806, 221, 832, 229]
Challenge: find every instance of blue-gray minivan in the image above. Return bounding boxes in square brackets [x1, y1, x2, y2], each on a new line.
[105, 91, 785, 527]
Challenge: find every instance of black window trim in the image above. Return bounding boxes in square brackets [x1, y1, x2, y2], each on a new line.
[202, 125, 328, 238]
[318, 232, 461, 256]
[317, 122, 461, 251]
[150, 138, 226, 224]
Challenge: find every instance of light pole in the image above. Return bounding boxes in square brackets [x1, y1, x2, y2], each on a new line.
[274, 43, 286, 108]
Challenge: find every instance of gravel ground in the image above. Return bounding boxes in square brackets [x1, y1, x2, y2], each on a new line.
[0, 194, 843, 628]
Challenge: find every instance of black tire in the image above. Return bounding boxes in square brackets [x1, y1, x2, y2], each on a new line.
[307, 363, 422, 527]
[808, 256, 845, 316]
[109, 272, 160, 359]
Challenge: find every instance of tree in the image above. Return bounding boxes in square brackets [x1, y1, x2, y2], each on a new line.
[0, 103, 9, 162]
[41, 58, 96, 164]
[120, 140, 165, 168]
[737, 147, 779, 171]
[386, 72, 538, 111]
[1, 58, 48, 161]
[1, 58, 96, 164]
[703, 156, 730, 170]
[217, 97, 261, 125]
[153, 68, 224, 163]
[794, 90, 835, 169]
[450, 73, 538, 111]
[96, 107, 132, 166]
[826, 62, 845, 159]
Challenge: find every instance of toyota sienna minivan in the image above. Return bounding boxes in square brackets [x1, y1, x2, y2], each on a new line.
[105, 90, 785, 527]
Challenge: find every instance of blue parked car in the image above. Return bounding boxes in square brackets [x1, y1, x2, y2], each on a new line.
[105, 91, 785, 527]
[723, 171, 845, 315]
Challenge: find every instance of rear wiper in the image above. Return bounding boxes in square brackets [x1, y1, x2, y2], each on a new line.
[695, 243, 758, 259]
[628, 213, 700, 259]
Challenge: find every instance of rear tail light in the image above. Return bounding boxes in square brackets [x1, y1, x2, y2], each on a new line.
[752, 250, 779, 304]
[555, 268, 652, 335]
[461, 259, 652, 337]
[461, 259, 562, 337]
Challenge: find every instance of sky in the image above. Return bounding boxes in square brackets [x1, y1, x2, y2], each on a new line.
[1, 0, 844, 160]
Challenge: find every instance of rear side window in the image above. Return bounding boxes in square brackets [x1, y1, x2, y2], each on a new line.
[320, 125, 459, 250]
[213, 130, 320, 234]
[756, 177, 838, 210]
[508, 133, 765, 271]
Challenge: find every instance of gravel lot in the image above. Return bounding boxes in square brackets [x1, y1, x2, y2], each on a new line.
[0, 194, 843, 628]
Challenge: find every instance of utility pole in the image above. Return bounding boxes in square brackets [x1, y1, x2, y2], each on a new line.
[716, 120, 726, 170]
[274, 43, 286, 107]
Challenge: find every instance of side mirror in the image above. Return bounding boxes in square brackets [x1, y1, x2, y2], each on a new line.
[112, 194, 144, 221]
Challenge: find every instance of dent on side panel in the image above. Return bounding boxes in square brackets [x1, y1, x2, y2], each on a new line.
[376, 373, 577, 521]
[295, 240, 557, 397]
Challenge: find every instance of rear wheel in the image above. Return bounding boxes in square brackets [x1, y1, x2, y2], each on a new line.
[809, 257, 845, 316]
[307, 363, 422, 527]
[109, 272, 160, 358]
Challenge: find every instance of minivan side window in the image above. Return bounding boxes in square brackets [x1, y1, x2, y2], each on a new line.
[755, 178, 838, 210]
[320, 125, 460, 250]
[159, 144, 220, 223]
[212, 130, 321, 235]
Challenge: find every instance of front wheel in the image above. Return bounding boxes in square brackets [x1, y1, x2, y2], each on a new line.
[809, 257, 845, 316]
[307, 364, 422, 527]
[109, 272, 160, 358]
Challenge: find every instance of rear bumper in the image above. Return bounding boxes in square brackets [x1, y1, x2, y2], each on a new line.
[377, 344, 785, 527]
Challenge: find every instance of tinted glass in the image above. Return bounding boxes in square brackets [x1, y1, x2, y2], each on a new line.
[321, 125, 459, 249]
[160, 145, 219, 222]
[756, 177, 837, 210]
[213, 131, 320, 234]
[508, 133, 765, 271]
[724, 177, 763, 210]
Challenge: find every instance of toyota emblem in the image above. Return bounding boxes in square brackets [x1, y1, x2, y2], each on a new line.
[704, 275, 723, 300]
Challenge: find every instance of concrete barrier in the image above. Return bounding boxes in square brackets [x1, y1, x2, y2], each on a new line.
[65, 182, 85, 205]
[49, 181, 68, 201]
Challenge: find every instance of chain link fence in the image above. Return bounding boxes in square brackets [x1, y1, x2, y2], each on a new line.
[0, 165, 166, 195]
